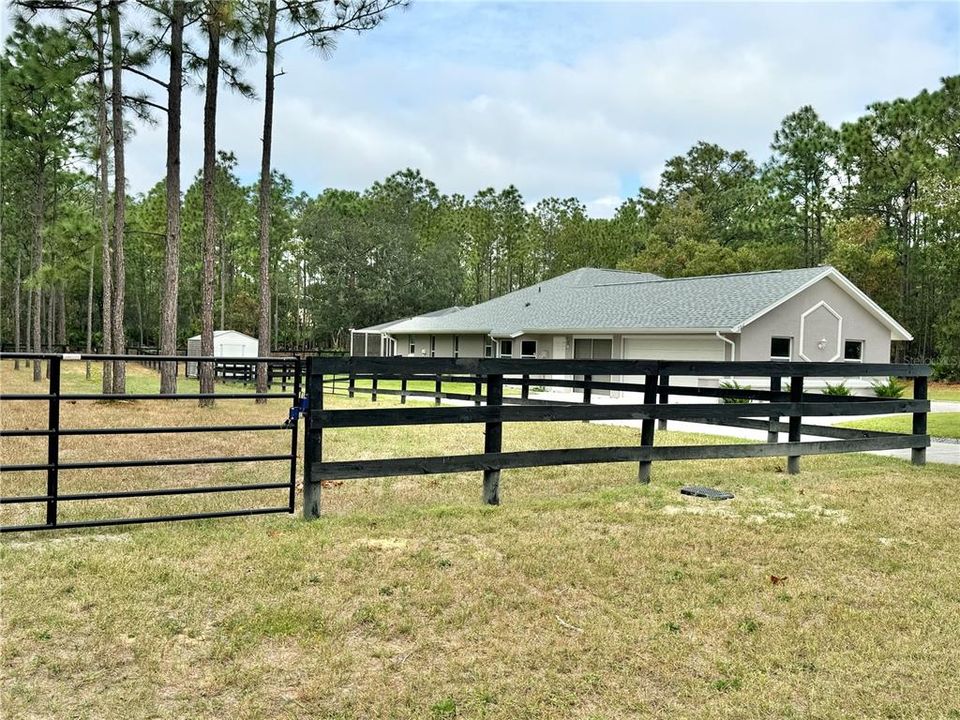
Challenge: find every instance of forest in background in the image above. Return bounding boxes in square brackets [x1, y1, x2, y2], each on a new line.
[2, 2, 959, 391]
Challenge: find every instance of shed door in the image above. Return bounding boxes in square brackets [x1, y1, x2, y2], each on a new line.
[221, 343, 245, 357]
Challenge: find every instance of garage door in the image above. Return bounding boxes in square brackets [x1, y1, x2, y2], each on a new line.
[621, 336, 725, 400]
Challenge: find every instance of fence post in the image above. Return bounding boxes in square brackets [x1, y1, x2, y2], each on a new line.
[583, 374, 592, 405]
[787, 376, 803, 474]
[348, 372, 355, 398]
[657, 374, 669, 431]
[435, 374, 442, 405]
[289, 358, 301, 513]
[638, 373, 658, 484]
[401, 376, 408, 404]
[45, 355, 61, 527]
[521, 373, 529, 400]
[303, 363, 322, 520]
[474, 376, 482, 406]
[483, 373, 503, 505]
[371, 374, 378, 402]
[768, 376, 781, 443]
[912, 375, 928, 466]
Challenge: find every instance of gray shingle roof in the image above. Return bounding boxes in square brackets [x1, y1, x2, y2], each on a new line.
[356, 305, 463, 333]
[385, 266, 836, 336]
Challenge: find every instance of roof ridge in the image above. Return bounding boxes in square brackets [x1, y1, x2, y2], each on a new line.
[594, 265, 831, 288]
[583, 266, 659, 276]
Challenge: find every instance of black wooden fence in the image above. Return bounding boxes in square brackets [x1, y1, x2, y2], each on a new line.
[0, 352, 302, 532]
[302, 357, 931, 517]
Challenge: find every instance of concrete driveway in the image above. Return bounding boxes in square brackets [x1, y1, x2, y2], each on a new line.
[528, 392, 959, 466]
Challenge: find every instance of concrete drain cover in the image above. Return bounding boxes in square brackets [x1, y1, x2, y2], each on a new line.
[680, 485, 734, 501]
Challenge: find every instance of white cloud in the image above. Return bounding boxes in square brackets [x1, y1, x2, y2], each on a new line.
[120, 2, 958, 215]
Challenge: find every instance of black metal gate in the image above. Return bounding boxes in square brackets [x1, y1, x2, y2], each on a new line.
[0, 353, 304, 532]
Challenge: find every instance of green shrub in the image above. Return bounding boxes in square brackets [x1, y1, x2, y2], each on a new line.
[823, 381, 852, 396]
[720, 379, 751, 404]
[871, 376, 907, 398]
[932, 358, 960, 383]
[933, 298, 960, 382]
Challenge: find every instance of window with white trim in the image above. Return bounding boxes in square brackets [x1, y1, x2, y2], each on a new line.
[844, 340, 863, 361]
[484, 338, 494, 358]
[408, 338, 416, 356]
[520, 339, 537, 358]
[430, 335, 436, 357]
[499, 339, 513, 358]
[770, 337, 791, 360]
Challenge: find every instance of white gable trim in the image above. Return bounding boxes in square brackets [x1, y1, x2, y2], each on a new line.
[798, 301, 843, 362]
[734, 268, 912, 342]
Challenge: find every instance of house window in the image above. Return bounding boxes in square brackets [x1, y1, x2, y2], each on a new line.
[453, 335, 460, 358]
[484, 338, 494, 358]
[408, 338, 416, 356]
[499, 339, 513, 358]
[770, 337, 792, 360]
[520, 339, 537, 358]
[844, 340, 863, 361]
[430, 335, 436, 357]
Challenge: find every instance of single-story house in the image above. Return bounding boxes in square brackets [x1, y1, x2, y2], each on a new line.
[185, 329, 259, 378]
[351, 266, 911, 394]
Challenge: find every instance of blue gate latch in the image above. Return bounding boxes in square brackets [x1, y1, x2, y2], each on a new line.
[286, 397, 309, 425]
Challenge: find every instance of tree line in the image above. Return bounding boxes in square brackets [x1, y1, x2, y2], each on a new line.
[1, 0, 403, 401]
[2, 4, 958, 386]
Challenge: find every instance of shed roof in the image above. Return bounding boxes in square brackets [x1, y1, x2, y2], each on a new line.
[382, 266, 911, 341]
[187, 330, 258, 342]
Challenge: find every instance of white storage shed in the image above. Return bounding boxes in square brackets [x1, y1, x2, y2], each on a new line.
[185, 330, 259, 377]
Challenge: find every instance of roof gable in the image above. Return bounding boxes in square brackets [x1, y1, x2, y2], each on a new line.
[735, 267, 912, 341]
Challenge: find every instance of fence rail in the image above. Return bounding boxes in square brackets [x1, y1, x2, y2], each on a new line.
[0, 352, 302, 533]
[302, 357, 931, 517]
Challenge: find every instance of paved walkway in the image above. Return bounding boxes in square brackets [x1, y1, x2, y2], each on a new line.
[528, 391, 959, 466]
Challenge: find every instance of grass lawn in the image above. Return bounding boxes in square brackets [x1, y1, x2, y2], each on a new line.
[904, 379, 960, 403]
[2, 360, 959, 718]
[839, 412, 960, 440]
[929, 381, 960, 402]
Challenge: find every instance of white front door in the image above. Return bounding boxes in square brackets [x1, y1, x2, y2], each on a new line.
[573, 338, 613, 395]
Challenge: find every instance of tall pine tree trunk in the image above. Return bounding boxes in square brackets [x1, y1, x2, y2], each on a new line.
[25, 262, 32, 367]
[159, 0, 184, 394]
[109, 0, 126, 394]
[31, 171, 44, 383]
[45, 288, 53, 378]
[14, 251, 21, 370]
[57, 284, 66, 348]
[86, 244, 94, 379]
[199, 5, 221, 407]
[96, 0, 113, 391]
[219, 234, 226, 329]
[255, 0, 277, 401]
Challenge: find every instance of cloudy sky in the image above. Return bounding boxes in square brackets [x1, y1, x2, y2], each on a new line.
[122, 1, 960, 216]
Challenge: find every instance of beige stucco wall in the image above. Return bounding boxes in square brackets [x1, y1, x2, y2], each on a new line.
[738, 276, 893, 363]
